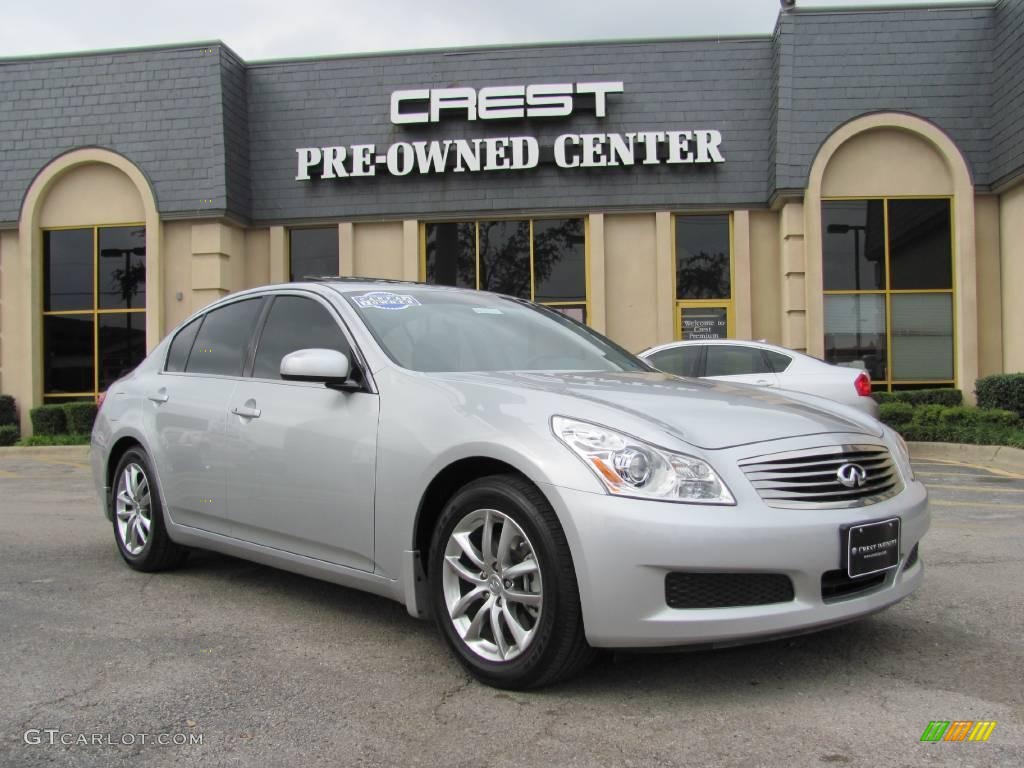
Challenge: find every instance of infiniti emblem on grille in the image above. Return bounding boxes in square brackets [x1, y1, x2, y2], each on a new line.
[836, 462, 867, 488]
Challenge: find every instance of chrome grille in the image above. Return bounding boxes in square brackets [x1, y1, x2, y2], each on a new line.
[739, 444, 903, 509]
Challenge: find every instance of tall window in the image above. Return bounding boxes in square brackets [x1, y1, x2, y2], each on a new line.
[675, 214, 733, 340]
[289, 227, 339, 281]
[42, 226, 147, 402]
[423, 219, 588, 322]
[822, 198, 954, 391]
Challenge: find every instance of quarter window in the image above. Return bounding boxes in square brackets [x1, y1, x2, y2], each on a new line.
[185, 299, 263, 377]
[822, 197, 954, 391]
[764, 350, 793, 373]
[42, 226, 147, 402]
[165, 317, 202, 373]
[424, 218, 588, 322]
[252, 296, 350, 380]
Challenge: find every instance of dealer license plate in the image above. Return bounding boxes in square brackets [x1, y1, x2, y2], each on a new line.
[844, 518, 901, 578]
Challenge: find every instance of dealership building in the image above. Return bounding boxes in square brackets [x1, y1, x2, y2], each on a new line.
[0, 0, 1022, 432]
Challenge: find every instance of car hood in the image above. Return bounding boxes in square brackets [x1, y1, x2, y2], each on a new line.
[425, 370, 881, 450]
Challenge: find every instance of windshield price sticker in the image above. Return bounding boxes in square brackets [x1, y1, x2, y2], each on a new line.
[353, 291, 421, 310]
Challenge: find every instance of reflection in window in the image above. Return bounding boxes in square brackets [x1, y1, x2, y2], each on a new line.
[676, 215, 730, 300]
[424, 219, 588, 317]
[821, 197, 953, 390]
[42, 226, 147, 401]
[822, 200, 885, 291]
[289, 227, 338, 281]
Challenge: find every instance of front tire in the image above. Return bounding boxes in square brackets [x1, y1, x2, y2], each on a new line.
[110, 448, 188, 572]
[428, 474, 594, 689]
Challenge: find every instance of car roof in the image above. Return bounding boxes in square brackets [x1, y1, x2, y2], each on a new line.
[640, 338, 798, 356]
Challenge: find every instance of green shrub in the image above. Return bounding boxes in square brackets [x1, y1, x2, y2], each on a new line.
[29, 405, 67, 436]
[16, 433, 91, 447]
[0, 394, 16, 427]
[879, 401, 915, 428]
[0, 424, 19, 446]
[975, 373, 1024, 418]
[911, 404, 946, 426]
[871, 388, 962, 407]
[938, 406, 1019, 428]
[62, 402, 98, 434]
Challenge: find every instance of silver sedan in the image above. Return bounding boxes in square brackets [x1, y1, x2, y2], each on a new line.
[91, 280, 928, 689]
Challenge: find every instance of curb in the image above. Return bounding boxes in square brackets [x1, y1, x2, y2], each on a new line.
[0, 445, 90, 455]
[908, 441, 1024, 476]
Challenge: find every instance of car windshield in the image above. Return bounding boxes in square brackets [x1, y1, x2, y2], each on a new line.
[343, 287, 648, 373]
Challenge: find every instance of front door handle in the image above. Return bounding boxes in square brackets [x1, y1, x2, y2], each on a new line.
[231, 404, 261, 419]
[148, 390, 169, 404]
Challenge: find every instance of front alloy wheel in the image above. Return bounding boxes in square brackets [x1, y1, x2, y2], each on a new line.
[441, 509, 543, 662]
[429, 474, 594, 689]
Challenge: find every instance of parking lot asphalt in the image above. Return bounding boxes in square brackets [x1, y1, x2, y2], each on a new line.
[0, 447, 1021, 767]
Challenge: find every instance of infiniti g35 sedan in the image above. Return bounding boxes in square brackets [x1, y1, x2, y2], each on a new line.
[91, 279, 928, 689]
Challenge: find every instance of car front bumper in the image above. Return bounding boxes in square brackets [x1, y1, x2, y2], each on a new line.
[542, 475, 928, 649]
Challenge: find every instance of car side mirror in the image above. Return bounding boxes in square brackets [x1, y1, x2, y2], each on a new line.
[280, 348, 359, 391]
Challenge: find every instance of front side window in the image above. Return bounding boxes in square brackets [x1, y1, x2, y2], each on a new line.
[647, 346, 701, 378]
[290, 227, 338, 281]
[424, 218, 588, 322]
[345, 289, 642, 374]
[184, 299, 263, 377]
[252, 296, 350, 380]
[42, 226, 147, 402]
[822, 197, 953, 390]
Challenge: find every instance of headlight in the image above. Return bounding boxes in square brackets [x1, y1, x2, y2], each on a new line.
[552, 416, 735, 504]
[884, 425, 915, 481]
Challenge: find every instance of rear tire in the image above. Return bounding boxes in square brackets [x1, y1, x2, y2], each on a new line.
[110, 448, 188, 572]
[428, 474, 594, 689]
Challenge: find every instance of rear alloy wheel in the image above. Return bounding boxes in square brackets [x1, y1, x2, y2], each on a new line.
[111, 448, 188, 572]
[429, 474, 594, 689]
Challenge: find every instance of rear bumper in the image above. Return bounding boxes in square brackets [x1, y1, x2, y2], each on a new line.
[542, 478, 928, 648]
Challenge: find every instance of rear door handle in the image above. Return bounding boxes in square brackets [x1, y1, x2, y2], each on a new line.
[754, 379, 772, 386]
[148, 390, 169, 404]
[231, 405, 261, 419]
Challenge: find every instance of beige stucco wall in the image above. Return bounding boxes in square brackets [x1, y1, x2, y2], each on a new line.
[1000, 183, 1024, 373]
[245, 228, 270, 290]
[0, 229, 21, 399]
[821, 128, 953, 197]
[749, 209, 782, 344]
[162, 221, 193, 331]
[352, 221, 404, 279]
[974, 195, 1003, 378]
[38, 162, 145, 228]
[604, 213, 658, 353]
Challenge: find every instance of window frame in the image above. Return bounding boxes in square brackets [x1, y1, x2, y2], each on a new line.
[672, 212, 735, 341]
[821, 195, 956, 391]
[41, 222, 147, 403]
[419, 217, 591, 323]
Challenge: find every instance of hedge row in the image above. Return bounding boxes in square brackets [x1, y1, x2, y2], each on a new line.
[29, 402, 98, 436]
[0, 394, 16, 427]
[975, 373, 1024, 418]
[872, 388, 963, 407]
[879, 402, 1024, 448]
[0, 424, 19, 447]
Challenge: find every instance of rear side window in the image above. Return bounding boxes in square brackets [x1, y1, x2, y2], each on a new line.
[705, 345, 771, 377]
[647, 346, 701, 377]
[185, 299, 263, 377]
[252, 296, 351, 380]
[165, 317, 202, 372]
[764, 349, 793, 373]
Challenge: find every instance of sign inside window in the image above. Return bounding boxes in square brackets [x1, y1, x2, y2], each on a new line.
[681, 307, 728, 341]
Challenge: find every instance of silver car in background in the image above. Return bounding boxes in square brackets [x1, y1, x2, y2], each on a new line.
[91, 280, 928, 689]
[640, 339, 881, 417]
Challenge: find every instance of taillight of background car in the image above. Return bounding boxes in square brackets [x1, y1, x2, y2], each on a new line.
[97, 391, 107, 410]
[854, 372, 872, 398]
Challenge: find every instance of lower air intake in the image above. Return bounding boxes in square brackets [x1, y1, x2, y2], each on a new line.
[665, 572, 795, 609]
